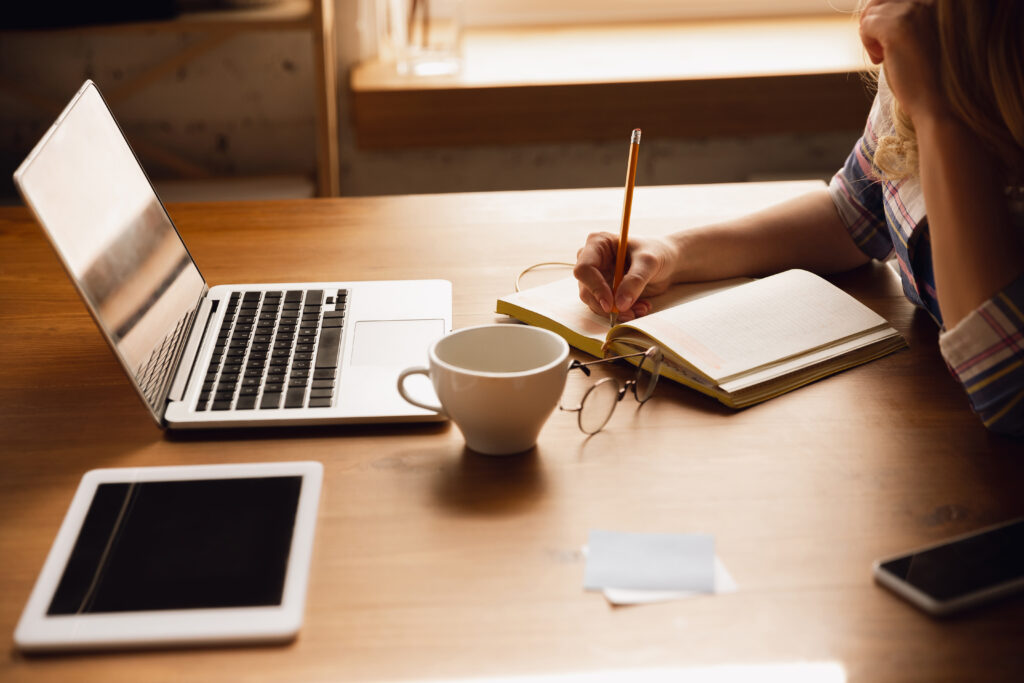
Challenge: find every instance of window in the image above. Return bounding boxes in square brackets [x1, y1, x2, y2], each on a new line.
[465, 0, 861, 27]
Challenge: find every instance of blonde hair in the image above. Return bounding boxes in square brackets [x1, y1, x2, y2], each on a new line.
[871, 0, 1024, 182]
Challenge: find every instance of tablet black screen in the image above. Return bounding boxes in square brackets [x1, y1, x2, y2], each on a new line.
[47, 476, 302, 615]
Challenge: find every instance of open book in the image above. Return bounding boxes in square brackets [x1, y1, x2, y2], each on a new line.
[496, 269, 907, 408]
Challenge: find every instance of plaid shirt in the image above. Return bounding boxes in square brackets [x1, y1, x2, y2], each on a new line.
[829, 77, 1024, 437]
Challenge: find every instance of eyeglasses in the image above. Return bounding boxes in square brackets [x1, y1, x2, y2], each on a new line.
[560, 346, 663, 435]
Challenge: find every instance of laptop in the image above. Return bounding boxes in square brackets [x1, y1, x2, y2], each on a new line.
[13, 80, 451, 429]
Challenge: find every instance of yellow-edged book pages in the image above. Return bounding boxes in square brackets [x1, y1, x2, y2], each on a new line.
[495, 269, 907, 408]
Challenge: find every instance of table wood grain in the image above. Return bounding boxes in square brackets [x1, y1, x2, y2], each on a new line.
[1, 182, 1022, 682]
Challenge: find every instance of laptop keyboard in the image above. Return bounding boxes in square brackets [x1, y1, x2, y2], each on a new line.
[195, 288, 348, 412]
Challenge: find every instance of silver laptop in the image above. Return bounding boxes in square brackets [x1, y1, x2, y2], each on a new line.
[13, 80, 451, 429]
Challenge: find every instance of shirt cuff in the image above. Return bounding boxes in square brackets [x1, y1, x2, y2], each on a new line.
[939, 274, 1024, 435]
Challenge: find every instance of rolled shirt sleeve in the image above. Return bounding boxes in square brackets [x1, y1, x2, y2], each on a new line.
[939, 274, 1024, 437]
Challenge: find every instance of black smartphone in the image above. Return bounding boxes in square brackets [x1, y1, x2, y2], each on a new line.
[873, 518, 1024, 616]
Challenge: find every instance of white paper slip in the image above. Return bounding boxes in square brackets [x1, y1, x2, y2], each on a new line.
[583, 530, 715, 593]
[602, 556, 737, 605]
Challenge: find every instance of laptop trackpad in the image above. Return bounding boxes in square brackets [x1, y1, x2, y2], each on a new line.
[350, 319, 445, 367]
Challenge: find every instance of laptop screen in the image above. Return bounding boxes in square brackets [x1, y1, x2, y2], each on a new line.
[13, 81, 206, 424]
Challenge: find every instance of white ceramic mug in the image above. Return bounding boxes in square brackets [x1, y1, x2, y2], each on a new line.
[397, 324, 570, 455]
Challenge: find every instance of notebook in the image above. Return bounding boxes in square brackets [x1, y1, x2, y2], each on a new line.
[496, 270, 907, 408]
[13, 80, 451, 429]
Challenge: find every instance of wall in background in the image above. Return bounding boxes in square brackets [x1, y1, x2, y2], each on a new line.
[0, 0, 861, 202]
[0, 29, 316, 200]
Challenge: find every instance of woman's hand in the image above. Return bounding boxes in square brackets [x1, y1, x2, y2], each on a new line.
[859, 0, 949, 124]
[573, 232, 680, 322]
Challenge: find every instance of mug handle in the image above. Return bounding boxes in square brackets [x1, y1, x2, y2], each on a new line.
[396, 367, 446, 415]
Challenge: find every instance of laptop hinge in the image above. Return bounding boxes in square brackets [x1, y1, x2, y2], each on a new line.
[168, 295, 216, 403]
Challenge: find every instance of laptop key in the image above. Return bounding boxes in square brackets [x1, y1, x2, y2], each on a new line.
[315, 325, 341, 369]
[261, 392, 282, 409]
[285, 387, 305, 408]
[308, 397, 332, 408]
[212, 400, 232, 410]
[236, 395, 257, 410]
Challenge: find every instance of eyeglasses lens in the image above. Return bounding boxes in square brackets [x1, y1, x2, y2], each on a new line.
[578, 378, 620, 434]
[634, 350, 662, 403]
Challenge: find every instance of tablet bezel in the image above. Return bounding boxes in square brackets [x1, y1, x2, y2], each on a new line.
[14, 461, 322, 652]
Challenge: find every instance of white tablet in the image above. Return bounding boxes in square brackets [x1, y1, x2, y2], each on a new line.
[14, 461, 322, 652]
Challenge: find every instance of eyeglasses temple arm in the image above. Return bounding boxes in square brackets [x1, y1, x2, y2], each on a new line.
[574, 350, 648, 369]
[569, 360, 593, 376]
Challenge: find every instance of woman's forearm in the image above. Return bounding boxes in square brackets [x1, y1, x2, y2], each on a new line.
[667, 188, 870, 283]
[915, 115, 1024, 327]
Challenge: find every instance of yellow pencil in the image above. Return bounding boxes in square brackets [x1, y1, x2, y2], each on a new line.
[610, 128, 641, 327]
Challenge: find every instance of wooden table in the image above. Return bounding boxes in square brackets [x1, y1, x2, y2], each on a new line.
[1, 182, 1022, 682]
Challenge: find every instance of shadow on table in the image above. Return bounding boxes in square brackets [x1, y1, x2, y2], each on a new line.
[431, 447, 547, 517]
[164, 420, 451, 443]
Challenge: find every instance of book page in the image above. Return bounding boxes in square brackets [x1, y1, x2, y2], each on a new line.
[618, 269, 892, 382]
[502, 277, 609, 345]
[500, 276, 752, 349]
[718, 327, 903, 394]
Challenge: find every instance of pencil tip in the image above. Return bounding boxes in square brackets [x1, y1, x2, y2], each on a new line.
[631, 128, 641, 143]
